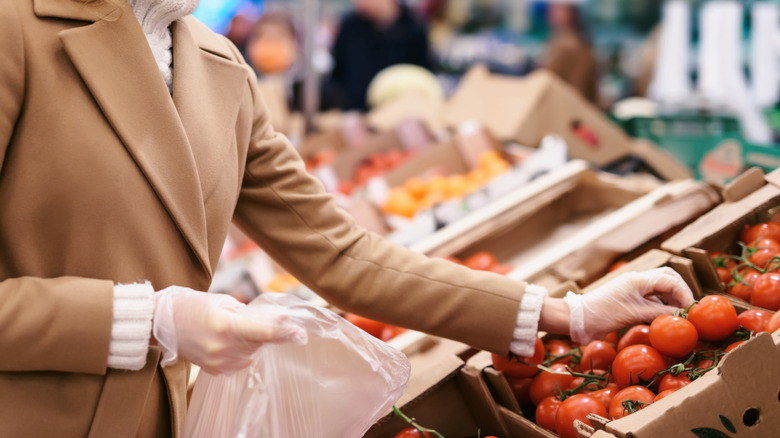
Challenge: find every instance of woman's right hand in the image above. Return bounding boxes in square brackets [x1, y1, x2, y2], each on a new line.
[152, 286, 305, 375]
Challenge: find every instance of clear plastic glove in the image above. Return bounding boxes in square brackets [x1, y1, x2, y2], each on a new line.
[563, 267, 694, 345]
[153, 286, 306, 374]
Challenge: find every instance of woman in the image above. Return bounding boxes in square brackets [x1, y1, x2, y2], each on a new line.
[545, 1, 599, 103]
[0, 0, 692, 437]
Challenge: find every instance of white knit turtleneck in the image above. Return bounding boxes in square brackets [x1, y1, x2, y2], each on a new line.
[127, 0, 199, 91]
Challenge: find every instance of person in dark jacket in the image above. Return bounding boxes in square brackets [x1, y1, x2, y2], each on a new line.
[327, 0, 432, 111]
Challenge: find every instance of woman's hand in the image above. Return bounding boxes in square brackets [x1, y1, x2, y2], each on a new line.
[559, 267, 695, 344]
[152, 287, 305, 374]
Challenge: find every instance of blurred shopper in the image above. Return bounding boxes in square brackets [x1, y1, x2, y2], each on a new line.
[0, 0, 693, 436]
[327, 0, 433, 111]
[247, 10, 302, 110]
[544, 0, 599, 103]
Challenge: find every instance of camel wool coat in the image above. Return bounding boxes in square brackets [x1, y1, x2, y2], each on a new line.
[0, 0, 527, 436]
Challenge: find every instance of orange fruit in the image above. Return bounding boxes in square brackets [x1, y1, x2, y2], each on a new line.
[403, 177, 429, 200]
[382, 188, 419, 218]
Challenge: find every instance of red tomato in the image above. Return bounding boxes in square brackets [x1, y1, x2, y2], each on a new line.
[729, 268, 761, 302]
[603, 331, 619, 347]
[578, 341, 617, 371]
[649, 315, 698, 358]
[687, 296, 739, 342]
[506, 376, 534, 408]
[767, 311, 780, 333]
[617, 325, 652, 351]
[653, 389, 676, 402]
[344, 314, 386, 338]
[737, 309, 772, 333]
[725, 340, 746, 353]
[694, 357, 715, 371]
[492, 338, 544, 378]
[394, 427, 433, 438]
[488, 263, 514, 275]
[711, 252, 737, 284]
[529, 363, 575, 405]
[612, 345, 667, 388]
[546, 339, 573, 365]
[741, 222, 780, 246]
[535, 396, 562, 432]
[568, 369, 611, 393]
[751, 272, 780, 311]
[608, 385, 655, 420]
[748, 238, 780, 269]
[658, 373, 691, 392]
[717, 267, 733, 285]
[463, 251, 497, 271]
[590, 383, 620, 409]
[555, 394, 607, 438]
[380, 325, 407, 341]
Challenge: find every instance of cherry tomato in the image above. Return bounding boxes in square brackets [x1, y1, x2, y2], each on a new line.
[506, 376, 533, 408]
[612, 345, 667, 388]
[711, 252, 737, 285]
[767, 311, 780, 333]
[725, 340, 746, 353]
[687, 296, 739, 342]
[590, 383, 620, 409]
[741, 222, 780, 246]
[488, 263, 514, 275]
[529, 363, 575, 405]
[492, 338, 544, 378]
[603, 331, 619, 347]
[555, 394, 606, 438]
[463, 251, 497, 271]
[578, 341, 617, 371]
[535, 396, 562, 432]
[649, 315, 698, 358]
[546, 339, 574, 366]
[717, 267, 733, 285]
[617, 325, 651, 351]
[344, 314, 386, 338]
[394, 427, 433, 438]
[653, 389, 676, 402]
[694, 357, 715, 371]
[729, 268, 761, 302]
[751, 272, 780, 311]
[658, 373, 691, 392]
[748, 238, 780, 269]
[568, 369, 611, 393]
[608, 385, 655, 420]
[737, 309, 772, 333]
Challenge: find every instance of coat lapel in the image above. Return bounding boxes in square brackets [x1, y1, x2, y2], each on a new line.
[170, 17, 249, 197]
[53, 0, 211, 274]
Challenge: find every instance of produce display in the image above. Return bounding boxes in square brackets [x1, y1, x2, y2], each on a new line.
[488, 295, 770, 438]
[710, 219, 780, 310]
[339, 149, 416, 195]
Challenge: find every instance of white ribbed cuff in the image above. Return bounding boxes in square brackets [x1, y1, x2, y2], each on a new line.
[509, 284, 548, 357]
[107, 282, 155, 370]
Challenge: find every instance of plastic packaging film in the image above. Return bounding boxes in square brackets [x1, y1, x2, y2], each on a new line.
[184, 293, 411, 438]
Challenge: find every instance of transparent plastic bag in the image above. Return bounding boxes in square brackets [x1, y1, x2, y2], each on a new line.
[184, 293, 411, 438]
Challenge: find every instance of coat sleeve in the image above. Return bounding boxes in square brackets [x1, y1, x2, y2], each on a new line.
[0, 1, 115, 375]
[231, 52, 526, 356]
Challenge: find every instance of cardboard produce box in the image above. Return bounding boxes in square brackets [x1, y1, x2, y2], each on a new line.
[578, 331, 780, 438]
[410, 160, 719, 294]
[365, 341, 510, 438]
[441, 66, 691, 181]
[661, 167, 780, 311]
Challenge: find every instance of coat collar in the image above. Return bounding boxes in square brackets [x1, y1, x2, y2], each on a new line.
[49, 0, 248, 276]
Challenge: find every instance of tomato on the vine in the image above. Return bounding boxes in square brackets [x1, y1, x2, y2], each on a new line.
[545, 339, 574, 366]
[751, 272, 780, 311]
[603, 331, 619, 347]
[578, 341, 617, 371]
[568, 369, 611, 393]
[767, 311, 780, 333]
[711, 252, 737, 285]
[649, 315, 698, 358]
[394, 427, 433, 438]
[737, 309, 772, 333]
[617, 325, 651, 351]
[608, 385, 655, 420]
[658, 373, 691, 392]
[653, 389, 676, 402]
[529, 363, 575, 405]
[687, 296, 739, 342]
[535, 396, 562, 433]
[492, 338, 544, 378]
[729, 268, 761, 302]
[555, 394, 606, 438]
[590, 383, 620, 409]
[612, 345, 667, 388]
[506, 376, 533, 408]
[725, 340, 746, 353]
[742, 222, 780, 246]
[748, 238, 780, 269]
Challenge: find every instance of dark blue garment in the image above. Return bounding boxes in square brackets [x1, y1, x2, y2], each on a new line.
[328, 5, 431, 111]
